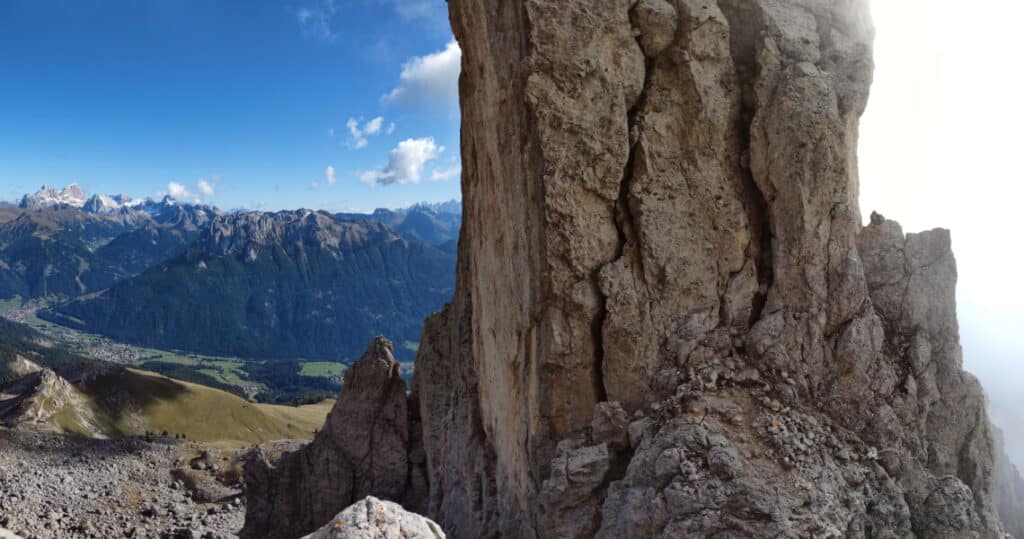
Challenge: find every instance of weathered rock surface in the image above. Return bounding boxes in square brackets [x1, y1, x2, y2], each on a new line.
[242, 337, 426, 539]
[995, 427, 1024, 538]
[300, 497, 445, 539]
[408, 0, 1006, 537]
[0, 429, 245, 539]
[243, 1, 1013, 537]
[0, 368, 102, 433]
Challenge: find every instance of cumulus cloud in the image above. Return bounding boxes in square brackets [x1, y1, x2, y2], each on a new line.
[359, 137, 444, 186]
[197, 179, 215, 196]
[346, 116, 388, 149]
[325, 166, 336, 185]
[166, 179, 215, 202]
[346, 119, 366, 149]
[430, 164, 461, 181]
[364, 117, 384, 135]
[383, 40, 461, 109]
[167, 181, 189, 199]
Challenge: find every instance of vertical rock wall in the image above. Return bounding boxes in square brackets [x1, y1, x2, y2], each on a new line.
[414, 0, 1007, 537]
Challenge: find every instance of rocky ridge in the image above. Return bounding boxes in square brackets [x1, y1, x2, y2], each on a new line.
[19, 185, 88, 210]
[0, 368, 99, 432]
[47, 211, 457, 362]
[401, 0, 1005, 536]
[245, 1, 1011, 539]
[241, 337, 425, 539]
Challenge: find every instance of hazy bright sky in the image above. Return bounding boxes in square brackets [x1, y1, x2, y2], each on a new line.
[861, 0, 1024, 464]
[0, 0, 462, 212]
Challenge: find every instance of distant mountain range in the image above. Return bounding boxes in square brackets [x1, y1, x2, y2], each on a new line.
[337, 203, 460, 250]
[0, 186, 221, 300]
[1, 184, 461, 363]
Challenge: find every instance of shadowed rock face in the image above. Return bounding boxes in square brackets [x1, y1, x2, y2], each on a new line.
[410, 0, 1006, 537]
[241, 337, 427, 539]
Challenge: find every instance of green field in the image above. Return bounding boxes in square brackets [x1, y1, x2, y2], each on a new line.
[66, 368, 334, 448]
[299, 361, 348, 378]
[135, 347, 260, 387]
[0, 296, 22, 314]
[11, 313, 353, 403]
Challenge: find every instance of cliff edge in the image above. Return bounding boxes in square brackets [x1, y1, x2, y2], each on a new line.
[246, 1, 1009, 537]
[414, 0, 1004, 536]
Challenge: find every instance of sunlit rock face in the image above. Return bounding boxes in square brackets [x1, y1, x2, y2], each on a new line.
[412, 0, 1007, 537]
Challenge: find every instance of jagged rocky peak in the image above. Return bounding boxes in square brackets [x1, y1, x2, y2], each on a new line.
[0, 368, 83, 430]
[198, 210, 397, 258]
[17, 184, 219, 228]
[19, 184, 88, 209]
[248, 1, 1008, 537]
[83, 193, 130, 212]
[242, 336, 427, 539]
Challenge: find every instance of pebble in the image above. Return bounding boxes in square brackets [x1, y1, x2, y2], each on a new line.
[0, 430, 246, 538]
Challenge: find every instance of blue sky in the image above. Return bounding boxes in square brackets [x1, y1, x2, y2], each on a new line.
[0, 0, 462, 212]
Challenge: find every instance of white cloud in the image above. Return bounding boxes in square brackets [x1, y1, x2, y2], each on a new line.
[167, 181, 189, 199]
[359, 137, 444, 186]
[346, 116, 389, 149]
[430, 164, 461, 181]
[383, 40, 461, 109]
[364, 116, 384, 135]
[166, 179, 215, 202]
[309, 167, 335, 190]
[328, 127, 335, 137]
[346, 118, 367, 148]
[386, 122, 396, 135]
[197, 179, 215, 196]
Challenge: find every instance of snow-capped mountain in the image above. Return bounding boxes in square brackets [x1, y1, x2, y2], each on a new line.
[18, 185, 220, 225]
[81, 193, 141, 214]
[19, 184, 88, 210]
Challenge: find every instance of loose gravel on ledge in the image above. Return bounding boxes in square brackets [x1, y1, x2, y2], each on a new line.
[0, 429, 246, 539]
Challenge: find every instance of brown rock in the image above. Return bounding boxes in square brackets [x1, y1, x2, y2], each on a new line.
[242, 337, 420, 539]
[246, 1, 1011, 537]
[412, 0, 1006, 537]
